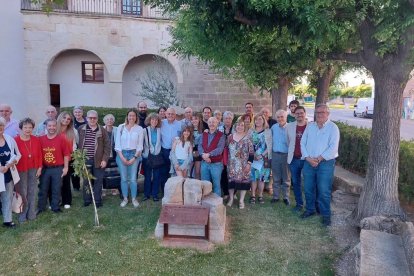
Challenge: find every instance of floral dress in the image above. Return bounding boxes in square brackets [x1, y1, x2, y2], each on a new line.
[227, 134, 254, 190]
[251, 129, 271, 182]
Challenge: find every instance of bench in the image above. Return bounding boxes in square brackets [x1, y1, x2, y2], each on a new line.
[159, 205, 210, 240]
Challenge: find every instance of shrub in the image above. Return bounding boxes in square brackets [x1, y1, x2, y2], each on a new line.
[336, 122, 414, 203]
[60, 106, 159, 126]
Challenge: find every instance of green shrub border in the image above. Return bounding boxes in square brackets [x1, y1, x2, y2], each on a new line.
[336, 122, 414, 203]
[60, 106, 160, 126]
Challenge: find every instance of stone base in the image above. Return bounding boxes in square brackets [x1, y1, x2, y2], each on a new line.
[161, 237, 214, 251]
[155, 221, 225, 244]
[360, 229, 410, 276]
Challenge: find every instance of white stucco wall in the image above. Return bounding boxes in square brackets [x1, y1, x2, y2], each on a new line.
[122, 54, 178, 108]
[0, 0, 26, 120]
[49, 50, 115, 107]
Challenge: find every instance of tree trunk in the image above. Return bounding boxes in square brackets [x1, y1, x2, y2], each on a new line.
[314, 65, 336, 120]
[349, 69, 407, 225]
[315, 65, 336, 106]
[271, 76, 290, 118]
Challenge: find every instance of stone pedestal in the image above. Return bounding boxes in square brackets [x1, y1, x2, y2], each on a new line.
[155, 177, 226, 244]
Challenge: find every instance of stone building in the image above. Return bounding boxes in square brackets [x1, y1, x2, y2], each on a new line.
[0, 0, 271, 122]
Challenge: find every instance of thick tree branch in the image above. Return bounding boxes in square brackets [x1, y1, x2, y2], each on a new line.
[227, 0, 257, 25]
[326, 52, 361, 63]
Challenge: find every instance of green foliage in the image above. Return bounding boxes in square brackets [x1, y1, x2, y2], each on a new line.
[289, 84, 316, 98]
[336, 122, 414, 202]
[71, 149, 95, 181]
[71, 149, 100, 226]
[60, 106, 157, 126]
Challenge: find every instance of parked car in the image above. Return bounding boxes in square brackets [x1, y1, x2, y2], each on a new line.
[354, 98, 374, 118]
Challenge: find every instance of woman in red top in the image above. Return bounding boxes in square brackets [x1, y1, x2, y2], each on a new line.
[57, 111, 77, 209]
[15, 118, 42, 222]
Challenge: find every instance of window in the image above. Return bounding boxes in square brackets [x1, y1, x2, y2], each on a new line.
[122, 0, 142, 15]
[82, 62, 104, 83]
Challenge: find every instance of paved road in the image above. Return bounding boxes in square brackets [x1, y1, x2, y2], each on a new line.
[306, 108, 414, 141]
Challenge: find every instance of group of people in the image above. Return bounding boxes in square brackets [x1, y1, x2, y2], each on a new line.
[0, 99, 339, 228]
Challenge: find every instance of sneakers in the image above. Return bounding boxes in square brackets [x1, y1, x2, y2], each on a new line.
[132, 199, 140, 208]
[292, 206, 303, 212]
[322, 216, 331, 227]
[64, 204, 71, 209]
[270, 198, 279, 203]
[283, 199, 290, 206]
[120, 198, 128, 207]
[3, 222, 16, 228]
[300, 211, 316, 219]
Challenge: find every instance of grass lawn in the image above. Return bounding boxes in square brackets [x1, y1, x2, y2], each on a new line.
[0, 191, 338, 275]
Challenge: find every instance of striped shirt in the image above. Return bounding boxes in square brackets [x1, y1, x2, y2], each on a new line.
[83, 126, 97, 159]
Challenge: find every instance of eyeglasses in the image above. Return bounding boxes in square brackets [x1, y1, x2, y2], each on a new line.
[47, 111, 56, 113]
[88, 117, 98, 120]
[0, 110, 10, 113]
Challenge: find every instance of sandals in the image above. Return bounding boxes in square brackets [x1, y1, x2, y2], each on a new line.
[258, 197, 264, 204]
[249, 196, 256, 204]
[239, 202, 245, 209]
[227, 199, 233, 207]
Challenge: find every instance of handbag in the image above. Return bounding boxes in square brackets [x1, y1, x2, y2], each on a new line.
[147, 153, 165, 169]
[263, 156, 271, 168]
[12, 192, 23, 214]
[146, 128, 165, 169]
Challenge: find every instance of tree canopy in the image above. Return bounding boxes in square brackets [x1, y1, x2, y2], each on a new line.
[147, 0, 414, 224]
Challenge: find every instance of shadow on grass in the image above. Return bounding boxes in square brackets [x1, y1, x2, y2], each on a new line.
[0, 191, 338, 275]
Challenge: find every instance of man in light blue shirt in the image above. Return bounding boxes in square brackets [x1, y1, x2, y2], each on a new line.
[160, 108, 182, 191]
[270, 109, 291, 205]
[300, 104, 340, 227]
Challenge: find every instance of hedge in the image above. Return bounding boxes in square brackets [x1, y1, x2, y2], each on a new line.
[60, 106, 160, 126]
[336, 122, 414, 203]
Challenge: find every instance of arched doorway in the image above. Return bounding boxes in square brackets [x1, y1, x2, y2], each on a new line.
[122, 55, 178, 108]
[49, 49, 110, 108]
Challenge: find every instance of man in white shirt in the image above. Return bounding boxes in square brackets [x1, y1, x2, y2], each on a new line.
[300, 104, 340, 226]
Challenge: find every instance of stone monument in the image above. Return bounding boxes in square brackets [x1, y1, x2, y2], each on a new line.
[155, 176, 226, 245]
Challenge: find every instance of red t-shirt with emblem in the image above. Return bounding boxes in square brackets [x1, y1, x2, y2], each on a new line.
[39, 134, 70, 166]
[294, 124, 307, 158]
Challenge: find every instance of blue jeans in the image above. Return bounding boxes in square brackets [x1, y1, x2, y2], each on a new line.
[38, 166, 63, 212]
[116, 150, 139, 198]
[289, 158, 305, 207]
[303, 159, 335, 217]
[160, 148, 171, 193]
[201, 161, 223, 196]
[1, 180, 14, 223]
[142, 157, 161, 198]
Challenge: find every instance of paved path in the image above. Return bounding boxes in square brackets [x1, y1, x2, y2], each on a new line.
[306, 108, 414, 141]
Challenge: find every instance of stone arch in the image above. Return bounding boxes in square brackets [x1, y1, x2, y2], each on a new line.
[121, 54, 180, 108]
[48, 48, 120, 108]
